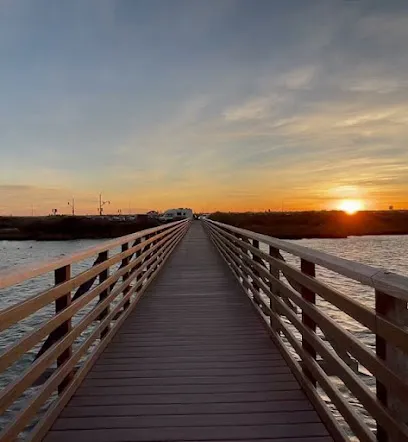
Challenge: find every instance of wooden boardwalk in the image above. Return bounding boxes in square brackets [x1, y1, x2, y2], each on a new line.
[44, 222, 332, 442]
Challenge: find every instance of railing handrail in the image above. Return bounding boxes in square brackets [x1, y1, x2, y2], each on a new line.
[0, 219, 188, 291]
[207, 219, 408, 302]
[0, 218, 191, 441]
[204, 218, 408, 442]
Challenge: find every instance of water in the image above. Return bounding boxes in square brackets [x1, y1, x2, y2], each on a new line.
[1, 236, 407, 437]
[0, 239, 105, 435]
[293, 235, 408, 276]
[0, 239, 104, 272]
[259, 235, 408, 437]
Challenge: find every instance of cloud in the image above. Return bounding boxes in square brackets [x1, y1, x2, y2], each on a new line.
[358, 13, 408, 41]
[1, 1, 408, 213]
[348, 78, 407, 94]
[281, 65, 317, 90]
[0, 184, 33, 191]
[334, 111, 397, 128]
[223, 97, 272, 122]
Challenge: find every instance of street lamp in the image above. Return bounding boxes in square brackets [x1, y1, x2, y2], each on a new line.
[98, 194, 110, 216]
[68, 198, 75, 216]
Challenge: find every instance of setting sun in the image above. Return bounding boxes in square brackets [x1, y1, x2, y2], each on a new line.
[338, 199, 364, 215]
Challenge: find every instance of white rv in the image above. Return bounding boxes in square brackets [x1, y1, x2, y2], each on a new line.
[160, 208, 193, 222]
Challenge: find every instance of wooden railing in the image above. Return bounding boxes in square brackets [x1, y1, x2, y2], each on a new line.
[204, 219, 408, 442]
[0, 219, 190, 441]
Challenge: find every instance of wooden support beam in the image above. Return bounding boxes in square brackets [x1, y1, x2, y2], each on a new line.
[54, 265, 72, 394]
[98, 251, 110, 339]
[375, 290, 408, 442]
[301, 258, 317, 387]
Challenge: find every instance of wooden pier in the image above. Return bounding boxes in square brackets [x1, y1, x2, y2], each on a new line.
[45, 223, 330, 441]
[0, 219, 408, 441]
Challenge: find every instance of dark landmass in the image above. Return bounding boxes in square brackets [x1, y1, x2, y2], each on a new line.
[209, 211, 408, 240]
[0, 215, 161, 240]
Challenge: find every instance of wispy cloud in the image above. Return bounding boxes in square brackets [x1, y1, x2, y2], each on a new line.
[223, 97, 272, 122]
[1, 0, 408, 213]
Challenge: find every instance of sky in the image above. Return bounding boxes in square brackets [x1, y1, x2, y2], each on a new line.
[1, 0, 408, 215]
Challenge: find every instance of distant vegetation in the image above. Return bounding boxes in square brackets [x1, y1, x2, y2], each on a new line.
[0, 215, 161, 240]
[2, 211, 407, 241]
[209, 211, 408, 239]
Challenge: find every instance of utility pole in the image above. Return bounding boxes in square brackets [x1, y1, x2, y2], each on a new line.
[98, 193, 110, 216]
[68, 198, 75, 216]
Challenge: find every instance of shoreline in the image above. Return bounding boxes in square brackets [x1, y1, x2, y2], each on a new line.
[1, 211, 408, 241]
[0, 215, 161, 241]
[209, 210, 408, 240]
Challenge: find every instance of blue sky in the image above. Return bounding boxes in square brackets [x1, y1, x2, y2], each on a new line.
[1, 0, 408, 214]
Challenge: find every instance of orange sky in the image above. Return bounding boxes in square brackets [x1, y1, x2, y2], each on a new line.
[1, 1, 408, 216]
[1, 184, 407, 216]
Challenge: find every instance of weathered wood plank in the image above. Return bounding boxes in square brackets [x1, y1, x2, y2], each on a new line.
[88, 361, 290, 374]
[60, 400, 315, 418]
[82, 373, 294, 387]
[53, 410, 321, 430]
[75, 380, 300, 396]
[45, 423, 329, 442]
[68, 389, 309, 407]
[87, 365, 293, 378]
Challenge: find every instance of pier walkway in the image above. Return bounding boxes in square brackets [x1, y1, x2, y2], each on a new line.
[1, 219, 408, 442]
[45, 223, 330, 441]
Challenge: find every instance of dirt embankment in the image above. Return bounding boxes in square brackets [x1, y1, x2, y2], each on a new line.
[0, 216, 161, 240]
[209, 211, 408, 239]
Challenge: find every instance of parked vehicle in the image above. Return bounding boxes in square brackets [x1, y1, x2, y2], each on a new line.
[159, 208, 193, 222]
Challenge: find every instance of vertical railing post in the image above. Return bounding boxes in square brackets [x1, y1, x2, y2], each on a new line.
[98, 251, 110, 339]
[300, 258, 317, 387]
[239, 235, 252, 298]
[121, 242, 131, 310]
[145, 234, 152, 272]
[136, 237, 145, 290]
[269, 246, 280, 334]
[130, 238, 140, 294]
[150, 232, 159, 272]
[232, 232, 241, 272]
[54, 264, 72, 394]
[375, 290, 388, 442]
[243, 235, 252, 298]
[375, 290, 408, 442]
[252, 239, 263, 308]
[145, 233, 153, 272]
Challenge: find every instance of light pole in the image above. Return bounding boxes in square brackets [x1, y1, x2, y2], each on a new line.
[68, 198, 75, 216]
[98, 193, 110, 216]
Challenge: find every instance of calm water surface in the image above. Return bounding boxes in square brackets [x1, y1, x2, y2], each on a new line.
[0, 235, 407, 435]
[261, 234, 408, 436]
[0, 239, 105, 433]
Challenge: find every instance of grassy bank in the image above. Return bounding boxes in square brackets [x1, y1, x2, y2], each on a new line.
[209, 211, 408, 239]
[0, 215, 161, 240]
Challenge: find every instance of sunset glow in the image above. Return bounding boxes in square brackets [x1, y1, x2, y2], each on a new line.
[1, 1, 408, 215]
[338, 200, 364, 215]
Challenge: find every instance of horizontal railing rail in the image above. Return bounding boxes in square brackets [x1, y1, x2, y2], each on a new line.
[0, 219, 190, 441]
[204, 219, 408, 442]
